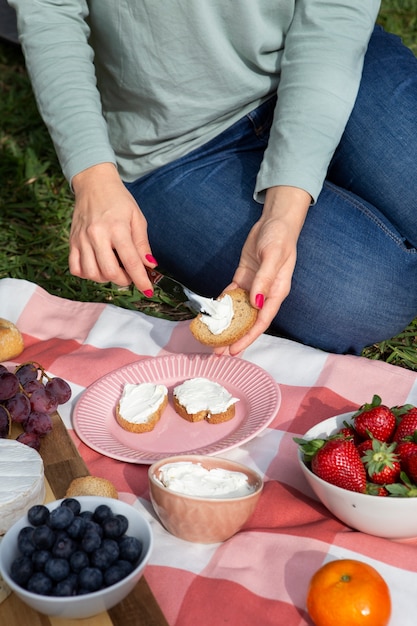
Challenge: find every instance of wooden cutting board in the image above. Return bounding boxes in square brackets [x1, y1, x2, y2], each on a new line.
[0, 414, 168, 626]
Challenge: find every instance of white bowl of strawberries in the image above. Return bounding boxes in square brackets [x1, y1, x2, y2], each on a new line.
[296, 395, 417, 539]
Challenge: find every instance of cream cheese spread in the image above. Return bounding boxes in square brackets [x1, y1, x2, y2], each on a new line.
[173, 378, 239, 416]
[156, 461, 253, 498]
[184, 289, 233, 334]
[0, 439, 45, 535]
[118, 382, 168, 424]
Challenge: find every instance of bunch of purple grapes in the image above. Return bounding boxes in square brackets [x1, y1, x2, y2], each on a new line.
[0, 362, 72, 450]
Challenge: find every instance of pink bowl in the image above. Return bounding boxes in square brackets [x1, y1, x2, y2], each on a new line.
[148, 455, 263, 543]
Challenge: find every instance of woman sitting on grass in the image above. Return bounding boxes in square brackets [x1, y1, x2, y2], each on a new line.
[9, 0, 417, 355]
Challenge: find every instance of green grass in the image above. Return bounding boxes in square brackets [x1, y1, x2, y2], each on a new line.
[1, 0, 417, 365]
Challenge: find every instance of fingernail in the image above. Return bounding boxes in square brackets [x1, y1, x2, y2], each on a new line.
[143, 289, 154, 298]
[255, 293, 264, 309]
[145, 254, 158, 265]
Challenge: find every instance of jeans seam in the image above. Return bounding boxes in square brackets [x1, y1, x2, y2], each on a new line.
[324, 181, 417, 254]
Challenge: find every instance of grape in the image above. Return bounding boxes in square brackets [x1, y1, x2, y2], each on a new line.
[4, 392, 31, 423]
[15, 363, 39, 386]
[0, 405, 10, 438]
[45, 377, 72, 404]
[0, 371, 19, 400]
[23, 379, 43, 394]
[24, 411, 53, 437]
[29, 387, 58, 415]
[0, 364, 8, 374]
[16, 431, 41, 451]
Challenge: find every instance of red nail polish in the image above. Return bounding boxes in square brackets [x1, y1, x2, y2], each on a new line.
[255, 293, 264, 309]
[145, 254, 158, 265]
[143, 289, 154, 298]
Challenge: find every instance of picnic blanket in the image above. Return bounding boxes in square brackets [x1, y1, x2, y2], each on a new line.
[1, 277, 417, 626]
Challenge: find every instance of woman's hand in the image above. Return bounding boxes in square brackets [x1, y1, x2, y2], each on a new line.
[69, 163, 156, 294]
[216, 185, 311, 355]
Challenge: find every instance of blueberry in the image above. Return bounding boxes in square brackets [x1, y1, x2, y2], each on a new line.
[32, 549, 51, 572]
[93, 504, 113, 524]
[52, 536, 76, 559]
[27, 572, 53, 595]
[32, 524, 55, 550]
[90, 547, 112, 570]
[78, 566, 103, 592]
[52, 573, 78, 596]
[17, 527, 36, 557]
[67, 516, 86, 540]
[54, 529, 69, 543]
[103, 560, 134, 587]
[84, 520, 103, 537]
[44, 557, 70, 582]
[28, 504, 50, 527]
[101, 538, 120, 564]
[115, 514, 129, 535]
[18, 526, 34, 543]
[10, 555, 33, 586]
[81, 530, 101, 553]
[118, 536, 142, 564]
[69, 550, 90, 573]
[49, 506, 74, 530]
[102, 516, 124, 539]
[60, 498, 81, 516]
[79, 510, 94, 522]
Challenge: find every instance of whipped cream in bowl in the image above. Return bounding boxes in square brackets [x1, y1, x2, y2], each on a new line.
[148, 455, 264, 543]
[155, 461, 253, 498]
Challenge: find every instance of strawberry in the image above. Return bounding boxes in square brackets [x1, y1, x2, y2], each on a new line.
[361, 439, 401, 485]
[357, 439, 373, 457]
[392, 406, 417, 443]
[336, 421, 362, 446]
[297, 437, 366, 493]
[366, 483, 389, 496]
[352, 395, 396, 442]
[402, 451, 417, 484]
[395, 440, 417, 465]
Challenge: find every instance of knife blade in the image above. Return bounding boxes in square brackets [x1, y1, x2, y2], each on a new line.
[145, 267, 206, 315]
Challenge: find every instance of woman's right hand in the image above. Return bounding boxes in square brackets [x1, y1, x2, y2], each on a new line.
[69, 163, 156, 294]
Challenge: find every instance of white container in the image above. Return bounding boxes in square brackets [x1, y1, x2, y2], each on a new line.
[298, 412, 417, 540]
[0, 496, 153, 619]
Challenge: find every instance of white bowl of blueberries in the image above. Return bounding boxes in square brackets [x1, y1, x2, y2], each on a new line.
[0, 496, 153, 619]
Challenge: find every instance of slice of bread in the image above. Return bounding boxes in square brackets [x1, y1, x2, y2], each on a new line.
[65, 476, 119, 499]
[173, 395, 236, 424]
[189, 288, 257, 347]
[173, 378, 238, 424]
[0, 318, 24, 362]
[116, 383, 168, 433]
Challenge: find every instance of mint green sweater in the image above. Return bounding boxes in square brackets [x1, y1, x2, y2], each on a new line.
[10, 0, 380, 201]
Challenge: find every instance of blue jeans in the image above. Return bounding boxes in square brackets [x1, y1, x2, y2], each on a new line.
[125, 26, 417, 355]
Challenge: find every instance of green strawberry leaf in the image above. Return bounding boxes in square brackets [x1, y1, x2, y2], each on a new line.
[293, 437, 327, 462]
[352, 394, 382, 418]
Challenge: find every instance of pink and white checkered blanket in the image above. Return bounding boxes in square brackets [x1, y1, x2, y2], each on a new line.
[2, 277, 417, 626]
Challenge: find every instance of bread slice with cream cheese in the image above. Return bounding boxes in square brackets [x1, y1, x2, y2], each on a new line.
[189, 288, 257, 347]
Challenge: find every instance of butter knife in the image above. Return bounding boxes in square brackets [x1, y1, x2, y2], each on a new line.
[145, 267, 207, 315]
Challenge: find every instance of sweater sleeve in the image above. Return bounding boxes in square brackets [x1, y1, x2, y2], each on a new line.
[254, 0, 381, 203]
[8, 0, 117, 183]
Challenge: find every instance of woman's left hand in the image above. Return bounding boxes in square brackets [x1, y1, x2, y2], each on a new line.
[215, 185, 311, 355]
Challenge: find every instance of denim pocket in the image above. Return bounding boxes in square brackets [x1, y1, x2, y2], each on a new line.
[246, 95, 277, 142]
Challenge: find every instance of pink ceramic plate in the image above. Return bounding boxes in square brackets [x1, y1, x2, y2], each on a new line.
[72, 354, 281, 464]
